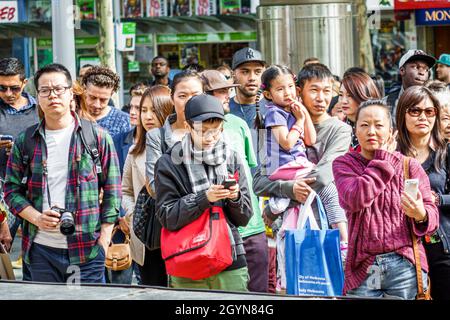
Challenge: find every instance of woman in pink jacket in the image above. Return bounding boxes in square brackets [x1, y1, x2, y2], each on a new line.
[333, 99, 438, 299]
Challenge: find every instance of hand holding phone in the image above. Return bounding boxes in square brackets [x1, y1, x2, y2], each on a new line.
[222, 178, 237, 189]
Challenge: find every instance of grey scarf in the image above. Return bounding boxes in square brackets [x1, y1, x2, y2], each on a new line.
[181, 133, 230, 194]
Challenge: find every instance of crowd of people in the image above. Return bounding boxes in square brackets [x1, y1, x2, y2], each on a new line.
[0, 47, 449, 300]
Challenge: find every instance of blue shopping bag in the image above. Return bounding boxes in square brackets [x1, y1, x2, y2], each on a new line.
[285, 192, 344, 297]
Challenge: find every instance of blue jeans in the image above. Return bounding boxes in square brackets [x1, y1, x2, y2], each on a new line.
[347, 252, 428, 300]
[29, 243, 106, 284]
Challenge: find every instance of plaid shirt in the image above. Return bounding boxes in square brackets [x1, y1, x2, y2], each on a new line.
[4, 113, 121, 265]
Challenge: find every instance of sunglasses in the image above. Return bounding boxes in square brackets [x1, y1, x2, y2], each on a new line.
[406, 107, 437, 118]
[0, 85, 22, 93]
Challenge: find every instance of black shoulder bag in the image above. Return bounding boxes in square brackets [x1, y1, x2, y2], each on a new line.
[133, 127, 167, 250]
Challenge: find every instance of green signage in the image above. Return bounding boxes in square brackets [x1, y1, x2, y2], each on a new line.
[38, 35, 154, 48]
[122, 22, 137, 35]
[136, 35, 153, 45]
[156, 32, 257, 44]
[128, 61, 140, 72]
[37, 31, 254, 48]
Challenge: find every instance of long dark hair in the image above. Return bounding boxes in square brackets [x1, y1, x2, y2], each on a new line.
[396, 85, 446, 171]
[130, 85, 174, 156]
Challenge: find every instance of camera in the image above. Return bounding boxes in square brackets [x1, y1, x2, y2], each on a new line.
[51, 206, 75, 236]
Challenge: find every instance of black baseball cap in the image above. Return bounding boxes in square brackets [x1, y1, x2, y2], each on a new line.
[232, 47, 266, 70]
[185, 94, 225, 122]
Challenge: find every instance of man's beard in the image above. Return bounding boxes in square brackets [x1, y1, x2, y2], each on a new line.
[237, 86, 257, 98]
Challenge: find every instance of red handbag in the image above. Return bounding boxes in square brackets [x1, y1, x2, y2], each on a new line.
[160, 206, 233, 280]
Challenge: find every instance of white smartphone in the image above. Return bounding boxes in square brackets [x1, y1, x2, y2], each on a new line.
[404, 179, 419, 200]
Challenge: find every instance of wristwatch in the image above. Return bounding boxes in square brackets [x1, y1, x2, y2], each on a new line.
[414, 214, 428, 224]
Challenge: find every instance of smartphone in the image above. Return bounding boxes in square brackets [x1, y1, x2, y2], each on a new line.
[222, 178, 237, 189]
[404, 179, 419, 200]
[0, 135, 13, 142]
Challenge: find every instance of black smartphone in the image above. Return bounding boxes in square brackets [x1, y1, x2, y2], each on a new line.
[0, 135, 13, 142]
[222, 178, 237, 189]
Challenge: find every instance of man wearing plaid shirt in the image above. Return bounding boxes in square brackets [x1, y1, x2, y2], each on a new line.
[4, 64, 121, 283]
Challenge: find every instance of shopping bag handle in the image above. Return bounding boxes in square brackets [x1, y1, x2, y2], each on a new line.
[296, 191, 328, 231]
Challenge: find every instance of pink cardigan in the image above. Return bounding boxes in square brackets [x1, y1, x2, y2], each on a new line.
[333, 149, 438, 294]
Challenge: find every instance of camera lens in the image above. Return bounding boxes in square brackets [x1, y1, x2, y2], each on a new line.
[60, 211, 75, 236]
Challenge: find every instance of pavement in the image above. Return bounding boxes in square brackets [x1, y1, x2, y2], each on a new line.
[0, 280, 340, 300]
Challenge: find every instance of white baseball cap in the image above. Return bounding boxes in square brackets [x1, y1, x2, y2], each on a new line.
[399, 49, 436, 69]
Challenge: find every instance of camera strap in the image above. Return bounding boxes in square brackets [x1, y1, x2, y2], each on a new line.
[42, 159, 53, 210]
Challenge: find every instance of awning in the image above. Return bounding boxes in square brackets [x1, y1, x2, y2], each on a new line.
[0, 14, 257, 39]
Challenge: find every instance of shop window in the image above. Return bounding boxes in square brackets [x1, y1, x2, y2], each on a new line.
[370, 10, 417, 92]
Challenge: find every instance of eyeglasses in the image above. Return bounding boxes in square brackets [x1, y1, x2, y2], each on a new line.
[0, 85, 22, 93]
[406, 107, 437, 118]
[192, 128, 222, 139]
[37, 86, 71, 98]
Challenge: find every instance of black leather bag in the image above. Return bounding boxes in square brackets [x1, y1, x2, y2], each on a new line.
[133, 186, 162, 251]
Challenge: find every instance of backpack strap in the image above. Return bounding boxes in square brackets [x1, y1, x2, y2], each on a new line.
[21, 124, 39, 185]
[79, 118, 102, 175]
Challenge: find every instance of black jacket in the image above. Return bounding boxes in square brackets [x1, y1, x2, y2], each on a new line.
[423, 148, 450, 254]
[154, 142, 253, 270]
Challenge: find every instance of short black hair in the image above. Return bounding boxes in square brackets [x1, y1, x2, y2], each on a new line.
[151, 56, 169, 64]
[296, 63, 333, 88]
[34, 63, 72, 90]
[0, 58, 26, 81]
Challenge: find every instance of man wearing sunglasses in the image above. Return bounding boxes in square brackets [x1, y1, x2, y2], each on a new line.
[0, 58, 39, 264]
[385, 49, 436, 124]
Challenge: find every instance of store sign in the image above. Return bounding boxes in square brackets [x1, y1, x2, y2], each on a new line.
[38, 35, 153, 48]
[394, 0, 450, 10]
[157, 32, 257, 44]
[116, 22, 137, 51]
[367, 0, 394, 10]
[0, 1, 18, 23]
[128, 61, 140, 72]
[416, 7, 450, 24]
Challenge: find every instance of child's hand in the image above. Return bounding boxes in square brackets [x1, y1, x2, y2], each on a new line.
[291, 103, 304, 122]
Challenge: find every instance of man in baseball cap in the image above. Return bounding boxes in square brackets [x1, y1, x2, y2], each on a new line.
[385, 49, 436, 121]
[229, 48, 266, 131]
[228, 48, 270, 294]
[436, 53, 450, 85]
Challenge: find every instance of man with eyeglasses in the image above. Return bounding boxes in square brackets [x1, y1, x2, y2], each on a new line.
[385, 49, 436, 123]
[3, 63, 121, 284]
[0, 58, 39, 272]
[149, 56, 171, 87]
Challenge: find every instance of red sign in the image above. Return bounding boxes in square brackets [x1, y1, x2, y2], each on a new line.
[395, 0, 450, 10]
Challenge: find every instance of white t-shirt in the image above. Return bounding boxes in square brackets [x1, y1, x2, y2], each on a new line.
[34, 120, 75, 249]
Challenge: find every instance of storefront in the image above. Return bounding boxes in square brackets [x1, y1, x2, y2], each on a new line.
[156, 32, 256, 69]
[35, 31, 255, 95]
[367, 0, 450, 91]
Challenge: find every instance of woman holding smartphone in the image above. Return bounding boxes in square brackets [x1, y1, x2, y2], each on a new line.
[396, 85, 450, 300]
[333, 99, 438, 299]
